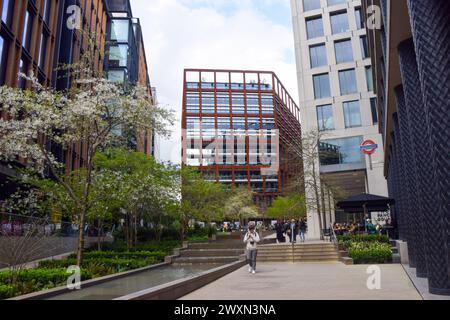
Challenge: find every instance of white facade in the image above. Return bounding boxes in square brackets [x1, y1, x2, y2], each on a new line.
[291, 0, 388, 239]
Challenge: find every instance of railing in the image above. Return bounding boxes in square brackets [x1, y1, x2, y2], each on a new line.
[330, 226, 338, 249]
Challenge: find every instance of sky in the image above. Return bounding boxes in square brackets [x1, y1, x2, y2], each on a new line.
[130, 0, 299, 164]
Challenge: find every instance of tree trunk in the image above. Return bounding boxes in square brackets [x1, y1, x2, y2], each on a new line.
[311, 162, 324, 240]
[76, 206, 87, 266]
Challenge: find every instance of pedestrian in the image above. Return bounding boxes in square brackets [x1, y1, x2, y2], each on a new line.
[299, 218, 307, 243]
[244, 221, 260, 274]
[275, 219, 285, 243]
[287, 219, 298, 243]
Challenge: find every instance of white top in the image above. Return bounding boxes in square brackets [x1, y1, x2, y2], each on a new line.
[243, 231, 260, 250]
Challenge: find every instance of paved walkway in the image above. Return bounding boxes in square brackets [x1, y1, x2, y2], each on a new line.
[180, 262, 422, 300]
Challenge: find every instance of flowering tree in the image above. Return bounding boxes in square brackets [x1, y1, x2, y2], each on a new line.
[0, 72, 174, 264]
[224, 187, 259, 225]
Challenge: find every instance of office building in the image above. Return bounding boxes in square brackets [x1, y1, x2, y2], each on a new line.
[182, 69, 303, 209]
[291, 0, 388, 237]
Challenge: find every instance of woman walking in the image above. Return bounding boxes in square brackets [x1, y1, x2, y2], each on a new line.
[244, 221, 260, 274]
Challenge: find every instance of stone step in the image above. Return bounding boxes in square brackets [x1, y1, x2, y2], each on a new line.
[173, 256, 240, 264]
[188, 243, 244, 249]
[257, 257, 339, 262]
[392, 253, 401, 264]
[180, 249, 244, 257]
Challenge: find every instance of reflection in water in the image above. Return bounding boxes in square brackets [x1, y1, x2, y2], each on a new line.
[47, 264, 223, 300]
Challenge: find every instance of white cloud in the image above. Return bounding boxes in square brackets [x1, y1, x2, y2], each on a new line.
[130, 0, 298, 164]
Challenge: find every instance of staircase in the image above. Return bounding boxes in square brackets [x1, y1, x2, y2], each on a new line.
[257, 242, 339, 263]
[173, 233, 245, 264]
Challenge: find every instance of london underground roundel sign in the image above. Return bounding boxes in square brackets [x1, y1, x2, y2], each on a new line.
[360, 140, 378, 155]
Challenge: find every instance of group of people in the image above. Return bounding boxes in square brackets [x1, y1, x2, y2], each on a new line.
[333, 219, 384, 236]
[274, 218, 308, 244]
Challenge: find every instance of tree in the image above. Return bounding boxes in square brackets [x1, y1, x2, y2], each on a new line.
[224, 187, 259, 226]
[266, 194, 306, 220]
[178, 167, 229, 239]
[0, 33, 174, 264]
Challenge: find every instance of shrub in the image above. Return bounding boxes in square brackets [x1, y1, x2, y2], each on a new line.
[337, 234, 390, 244]
[187, 235, 209, 242]
[0, 285, 16, 300]
[347, 242, 392, 264]
[187, 224, 217, 238]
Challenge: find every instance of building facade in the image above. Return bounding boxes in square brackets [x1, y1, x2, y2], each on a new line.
[290, 0, 388, 236]
[181, 69, 303, 209]
[104, 0, 155, 157]
[0, 0, 155, 202]
[362, 0, 450, 295]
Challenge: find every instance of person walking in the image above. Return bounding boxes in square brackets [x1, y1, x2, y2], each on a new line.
[244, 221, 260, 274]
[288, 219, 298, 243]
[299, 218, 307, 243]
[275, 219, 285, 243]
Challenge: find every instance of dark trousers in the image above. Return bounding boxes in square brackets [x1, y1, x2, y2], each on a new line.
[247, 249, 257, 270]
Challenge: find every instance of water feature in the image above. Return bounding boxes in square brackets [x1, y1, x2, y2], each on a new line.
[46, 263, 223, 300]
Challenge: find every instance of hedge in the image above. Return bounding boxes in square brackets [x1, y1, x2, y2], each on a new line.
[67, 251, 167, 261]
[347, 242, 392, 264]
[337, 234, 390, 244]
[0, 285, 16, 300]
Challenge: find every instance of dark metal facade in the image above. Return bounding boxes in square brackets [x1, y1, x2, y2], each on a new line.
[363, 0, 450, 295]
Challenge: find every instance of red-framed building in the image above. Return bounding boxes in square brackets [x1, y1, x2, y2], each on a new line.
[181, 69, 303, 209]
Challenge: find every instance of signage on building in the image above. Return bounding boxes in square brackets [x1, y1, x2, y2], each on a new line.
[360, 140, 378, 155]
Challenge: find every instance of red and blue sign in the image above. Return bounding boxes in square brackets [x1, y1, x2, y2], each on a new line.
[360, 140, 378, 155]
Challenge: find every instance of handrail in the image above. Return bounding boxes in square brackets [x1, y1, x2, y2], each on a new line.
[330, 226, 338, 249]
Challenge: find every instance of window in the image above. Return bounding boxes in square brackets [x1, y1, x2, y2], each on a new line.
[303, 0, 321, 11]
[201, 92, 214, 114]
[109, 45, 128, 67]
[186, 92, 200, 113]
[310, 43, 327, 68]
[38, 33, 48, 69]
[246, 93, 259, 114]
[108, 70, 126, 83]
[1, 0, 12, 26]
[327, 0, 346, 6]
[360, 36, 370, 59]
[248, 118, 260, 130]
[320, 136, 364, 165]
[317, 104, 334, 131]
[17, 58, 28, 88]
[334, 39, 353, 64]
[262, 119, 275, 130]
[232, 93, 245, 114]
[313, 73, 331, 99]
[43, 0, 51, 25]
[366, 66, 374, 91]
[339, 69, 357, 95]
[217, 117, 230, 129]
[355, 7, 364, 29]
[111, 19, 129, 42]
[343, 101, 362, 128]
[22, 10, 33, 51]
[261, 94, 274, 114]
[232, 117, 246, 130]
[306, 16, 324, 39]
[217, 93, 230, 113]
[0, 36, 6, 84]
[330, 11, 349, 34]
[370, 98, 378, 124]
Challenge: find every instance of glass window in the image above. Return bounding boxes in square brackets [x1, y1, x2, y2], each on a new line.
[232, 117, 246, 130]
[330, 11, 349, 34]
[320, 136, 364, 166]
[313, 73, 331, 99]
[306, 16, 324, 39]
[343, 101, 362, 128]
[232, 93, 245, 114]
[334, 39, 353, 64]
[217, 117, 230, 129]
[248, 118, 260, 130]
[310, 43, 327, 68]
[303, 0, 321, 11]
[339, 69, 357, 95]
[108, 70, 126, 83]
[262, 118, 275, 130]
[38, 33, 48, 69]
[370, 97, 378, 124]
[111, 19, 129, 42]
[317, 104, 334, 131]
[360, 36, 370, 59]
[355, 7, 364, 29]
[366, 66, 374, 91]
[1, 0, 12, 25]
[327, 0, 346, 6]
[43, 0, 51, 24]
[109, 45, 128, 67]
[17, 58, 28, 88]
[22, 10, 33, 51]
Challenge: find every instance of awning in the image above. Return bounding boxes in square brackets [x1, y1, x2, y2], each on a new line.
[336, 193, 395, 213]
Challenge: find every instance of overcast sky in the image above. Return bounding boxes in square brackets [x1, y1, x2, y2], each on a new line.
[130, 0, 298, 164]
